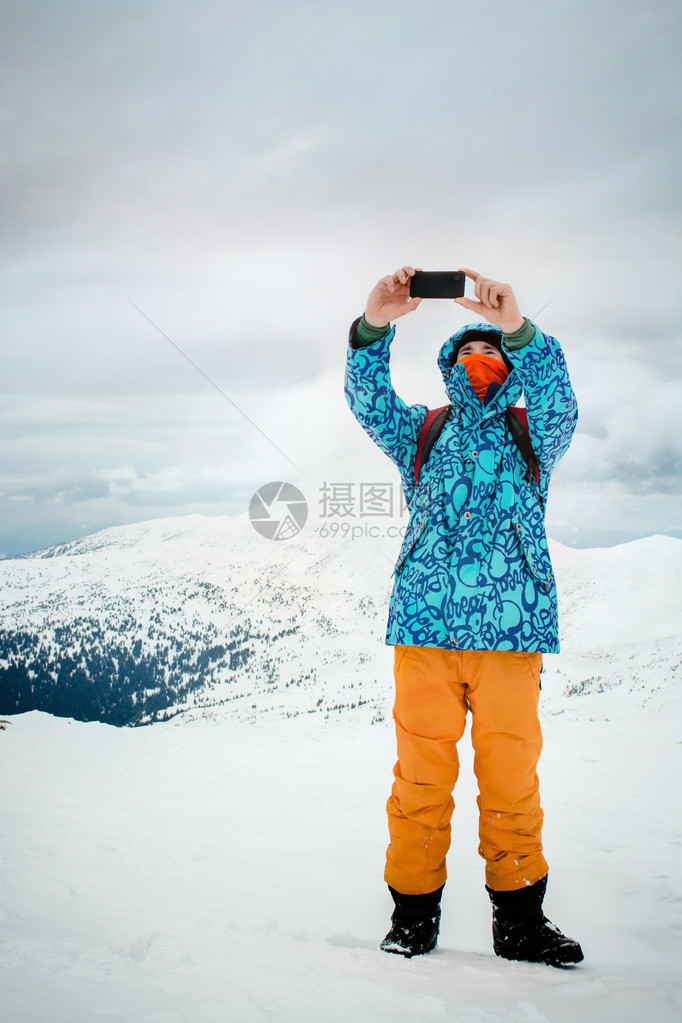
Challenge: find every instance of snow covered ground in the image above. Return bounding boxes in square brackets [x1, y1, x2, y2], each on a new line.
[2, 525, 681, 1020]
[2, 684, 681, 1023]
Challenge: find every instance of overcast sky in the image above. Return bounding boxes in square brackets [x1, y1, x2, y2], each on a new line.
[1, 0, 680, 555]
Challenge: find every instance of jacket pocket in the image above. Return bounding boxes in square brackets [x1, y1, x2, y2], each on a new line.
[512, 515, 553, 590]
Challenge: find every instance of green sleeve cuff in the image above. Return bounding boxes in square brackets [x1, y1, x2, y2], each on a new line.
[354, 314, 390, 347]
[502, 318, 535, 350]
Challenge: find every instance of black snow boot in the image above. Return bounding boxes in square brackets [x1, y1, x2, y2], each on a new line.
[486, 875, 583, 967]
[380, 885, 443, 958]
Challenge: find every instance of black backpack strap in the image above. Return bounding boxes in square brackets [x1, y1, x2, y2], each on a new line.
[415, 406, 451, 484]
[506, 408, 542, 505]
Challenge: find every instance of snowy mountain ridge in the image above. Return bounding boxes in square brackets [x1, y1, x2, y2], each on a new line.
[2, 519, 681, 1023]
[1, 513, 680, 726]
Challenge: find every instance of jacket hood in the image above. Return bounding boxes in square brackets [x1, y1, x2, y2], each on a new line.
[438, 323, 521, 409]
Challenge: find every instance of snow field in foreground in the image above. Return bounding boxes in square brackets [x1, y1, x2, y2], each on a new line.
[1, 701, 681, 1023]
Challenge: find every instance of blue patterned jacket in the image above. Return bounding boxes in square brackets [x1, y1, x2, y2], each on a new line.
[344, 320, 578, 652]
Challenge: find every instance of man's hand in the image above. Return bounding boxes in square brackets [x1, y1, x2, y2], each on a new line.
[364, 266, 422, 328]
[455, 268, 525, 334]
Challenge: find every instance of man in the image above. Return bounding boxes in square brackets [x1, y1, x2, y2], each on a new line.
[344, 265, 583, 966]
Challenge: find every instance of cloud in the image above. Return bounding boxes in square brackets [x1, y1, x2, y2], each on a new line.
[1, 0, 680, 549]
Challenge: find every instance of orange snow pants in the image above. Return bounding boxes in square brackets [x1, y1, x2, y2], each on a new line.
[385, 645, 548, 894]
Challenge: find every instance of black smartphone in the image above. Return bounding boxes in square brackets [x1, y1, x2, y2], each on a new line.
[409, 271, 465, 299]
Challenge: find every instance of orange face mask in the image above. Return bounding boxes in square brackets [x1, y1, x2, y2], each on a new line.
[458, 353, 509, 402]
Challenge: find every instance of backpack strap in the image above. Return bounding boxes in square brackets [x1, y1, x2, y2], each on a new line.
[414, 404, 541, 503]
[415, 406, 451, 484]
[505, 407, 540, 488]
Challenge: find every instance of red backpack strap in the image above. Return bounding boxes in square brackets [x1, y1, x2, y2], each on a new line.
[415, 406, 451, 484]
[509, 406, 529, 430]
[506, 407, 540, 488]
